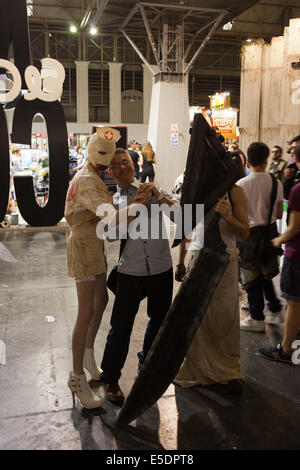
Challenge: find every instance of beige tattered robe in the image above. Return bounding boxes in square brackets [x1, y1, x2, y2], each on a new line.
[174, 250, 243, 387]
[65, 163, 114, 280]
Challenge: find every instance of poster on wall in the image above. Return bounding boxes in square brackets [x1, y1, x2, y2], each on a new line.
[210, 92, 231, 109]
[212, 109, 237, 139]
[171, 123, 179, 148]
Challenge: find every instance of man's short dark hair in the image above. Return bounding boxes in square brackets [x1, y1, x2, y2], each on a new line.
[290, 135, 300, 144]
[273, 145, 282, 153]
[296, 144, 300, 161]
[128, 140, 136, 147]
[247, 142, 270, 167]
[115, 147, 130, 156]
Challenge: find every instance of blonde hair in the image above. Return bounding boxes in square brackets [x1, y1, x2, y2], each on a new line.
[142, 141, 155, 162]
[11, 145, 20, 154]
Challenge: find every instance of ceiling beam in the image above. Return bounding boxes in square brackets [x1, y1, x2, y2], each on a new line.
[90, 0, 110, 28]
[184, 12, 227, 74]
[139, 4, 160, 67]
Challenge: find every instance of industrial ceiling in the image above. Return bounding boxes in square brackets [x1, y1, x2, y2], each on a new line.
[28, 0, 300, 38]
[23, 0, 300, 114]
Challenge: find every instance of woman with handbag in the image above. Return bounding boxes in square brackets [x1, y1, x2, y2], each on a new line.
[259, 180, 300, 362]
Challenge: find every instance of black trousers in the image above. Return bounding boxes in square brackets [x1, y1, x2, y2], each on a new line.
[141, 166, 155, 183]
[246, 278, 281, 321]
[101, 268, 173, 383]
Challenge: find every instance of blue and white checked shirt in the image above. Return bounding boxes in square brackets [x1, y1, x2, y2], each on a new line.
[112, 185, 173, 276]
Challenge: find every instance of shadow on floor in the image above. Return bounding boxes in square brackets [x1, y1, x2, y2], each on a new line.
[69, 397, 164, 450]
[175, 380, 300, 450]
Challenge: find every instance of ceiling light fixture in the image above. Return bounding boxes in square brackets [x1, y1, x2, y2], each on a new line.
[90, 27, 98, 35]
[70, 25, 78, 33]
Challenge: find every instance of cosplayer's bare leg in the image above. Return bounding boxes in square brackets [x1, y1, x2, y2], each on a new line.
[282, 299, 300, 354]
[73, 274, 108, 375]
[86, 274, 108, 348]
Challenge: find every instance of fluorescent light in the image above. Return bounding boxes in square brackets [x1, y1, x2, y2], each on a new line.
[223, 21, 233, 31]
[246, 39, 252, 43]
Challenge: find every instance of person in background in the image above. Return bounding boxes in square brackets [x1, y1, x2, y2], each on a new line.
[269, 145, 286, 183]
[283, 135, 300, 201]
[237, 142, 283, 332]
[11, 146, 23, 173]
[229, 143, 247, 169]
[136, 143, 143, 180]
[140, 141, 157, 183]
[260, 178, 300, 364]
[128, 140, 140, 181]
[75, 147, 84, 165]
[74, 147, 87, 173]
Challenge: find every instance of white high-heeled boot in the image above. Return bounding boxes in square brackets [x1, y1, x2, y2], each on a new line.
[68, 372, 102, 409]
[83, 348, 102, 381]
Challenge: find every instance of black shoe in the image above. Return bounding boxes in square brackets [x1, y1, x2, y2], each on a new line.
[226, 379, 245, 395]
[259, 343, 292, 364]
[103, 382, 125, 406]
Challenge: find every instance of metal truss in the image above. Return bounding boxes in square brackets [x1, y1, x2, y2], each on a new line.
[120, 2, 228, 76]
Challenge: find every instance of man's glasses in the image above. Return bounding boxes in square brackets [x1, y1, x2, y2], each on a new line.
[110, 159, 131, 169]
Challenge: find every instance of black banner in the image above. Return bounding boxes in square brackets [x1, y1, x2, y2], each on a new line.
[0, 0, 31, 89]
[11, 98, 69, 226]
[0, 0, 69, 227]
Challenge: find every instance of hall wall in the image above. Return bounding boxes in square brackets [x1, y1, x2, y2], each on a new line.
[239, 18, 300, 158]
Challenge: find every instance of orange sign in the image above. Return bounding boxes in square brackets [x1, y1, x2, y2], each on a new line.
[212, 109, 237, 139]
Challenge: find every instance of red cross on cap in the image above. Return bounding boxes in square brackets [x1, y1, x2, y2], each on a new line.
[104, 130, 114, 141]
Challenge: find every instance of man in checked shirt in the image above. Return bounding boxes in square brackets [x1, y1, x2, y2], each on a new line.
[100, 148, 176, 405]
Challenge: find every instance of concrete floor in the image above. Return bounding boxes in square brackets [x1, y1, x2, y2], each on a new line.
[0, 230, 299, 450]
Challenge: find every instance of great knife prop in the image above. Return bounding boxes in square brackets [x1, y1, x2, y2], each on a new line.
[116, 114, 242, 426]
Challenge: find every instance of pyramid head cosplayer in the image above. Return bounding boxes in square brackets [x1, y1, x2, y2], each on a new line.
[116, 114, 242, 426]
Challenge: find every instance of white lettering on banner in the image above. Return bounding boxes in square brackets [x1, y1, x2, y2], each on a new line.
[0, 59, 21, 102]
[291, 80, 300, 105]
[0, 58, 65, 103]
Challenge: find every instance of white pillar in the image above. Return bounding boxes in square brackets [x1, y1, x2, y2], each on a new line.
[148, 77, 190, 192]
[108, 62, 122, 124]
[142, 64, 159, 124]
[75, 61, 89, 123]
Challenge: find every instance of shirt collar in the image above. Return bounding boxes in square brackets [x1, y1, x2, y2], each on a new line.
[117, 185, 137, 196]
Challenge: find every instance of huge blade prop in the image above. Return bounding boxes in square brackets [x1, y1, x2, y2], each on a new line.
[116, 114, 242, 426]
